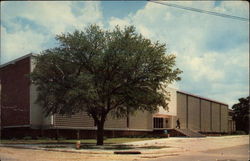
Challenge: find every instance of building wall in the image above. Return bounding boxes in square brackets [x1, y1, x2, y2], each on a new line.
[0, 54, 231, 138]
[54, 110, 153, 131]
[129, 110, 153, 130]
[54, 112, 94, 128]
[188, 96, 200, 131]
[228, 110, 236, 133]
[211, 102, 220, 132]
[0, 57, 31, 126]
[220, 105, 228, 133]
[201, 100, 211, 132]
[228, 119, 236, 134]
[30, 84, 53, 128]
[177, 93, 187, 128]
[30, 58, 52, 128]
[177, 91, 229, 133]
[105, 114, 127, 129]
[157, 87, 177, 116]
[30, 84, 43, 127]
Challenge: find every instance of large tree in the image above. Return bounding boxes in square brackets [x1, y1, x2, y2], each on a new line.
[232, 96, 249, 134]
[30, 25, 182, 145]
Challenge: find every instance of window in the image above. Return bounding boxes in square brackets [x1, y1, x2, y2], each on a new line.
[154, 118, 163, 128]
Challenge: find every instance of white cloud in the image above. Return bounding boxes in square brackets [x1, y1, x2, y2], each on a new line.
[223, 44, 249, 68]
[107, 1, 249, 107]
[109, 17, 131, 29]
[1, 1, 103, 64]
[2, 1, 103, 35]
[179, 53, 225, 82]
[1, 25, 47, 64]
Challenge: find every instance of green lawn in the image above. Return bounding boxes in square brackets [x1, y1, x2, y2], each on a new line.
[0, 137, 162, 144]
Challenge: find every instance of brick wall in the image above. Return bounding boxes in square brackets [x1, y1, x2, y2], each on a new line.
[0, 57, 31, 126]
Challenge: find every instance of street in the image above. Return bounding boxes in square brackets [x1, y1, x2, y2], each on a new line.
[152, 144, 249, 161]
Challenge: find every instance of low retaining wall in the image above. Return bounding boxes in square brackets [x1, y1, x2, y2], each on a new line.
[2, 127, 229, 139]
[1, 127, 151, 139]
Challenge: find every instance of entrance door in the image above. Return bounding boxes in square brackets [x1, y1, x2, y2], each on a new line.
[165, 118, 171, 128]
[153, 118, 163, 128]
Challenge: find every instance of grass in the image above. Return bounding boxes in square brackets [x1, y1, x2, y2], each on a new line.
[0, 137, 162, 145]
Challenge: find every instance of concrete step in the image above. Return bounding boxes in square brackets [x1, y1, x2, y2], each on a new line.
[174, 128, 205, 137]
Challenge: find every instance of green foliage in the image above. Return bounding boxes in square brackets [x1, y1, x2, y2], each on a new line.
[36, 136, 52, 140]
[30, 24, 182, 145]
[23, 136, 32, 140]
[232, 96, 249, 134]
[234, 130, 247, 135]
[57, 137, 66, 141]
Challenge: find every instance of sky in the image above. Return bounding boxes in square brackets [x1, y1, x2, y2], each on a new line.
[0, 1, 249, 108]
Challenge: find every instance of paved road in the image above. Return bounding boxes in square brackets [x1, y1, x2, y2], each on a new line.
[152, 144, 249, 161]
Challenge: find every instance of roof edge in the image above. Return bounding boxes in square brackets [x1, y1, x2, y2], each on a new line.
[0, 53, 36, 69]
[177, 90, 228, 106]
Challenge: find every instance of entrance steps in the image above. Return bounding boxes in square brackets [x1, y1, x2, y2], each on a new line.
[173, 128, 205, 137]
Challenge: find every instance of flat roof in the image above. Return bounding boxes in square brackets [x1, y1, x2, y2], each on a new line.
[177, 90, 228, 106]
[0, 53, 35, 69]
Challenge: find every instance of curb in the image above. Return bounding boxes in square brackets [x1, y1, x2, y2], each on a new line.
[0, 145, 111, 154]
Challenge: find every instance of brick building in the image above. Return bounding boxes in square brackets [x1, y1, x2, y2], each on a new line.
[0, 54, 236, 139]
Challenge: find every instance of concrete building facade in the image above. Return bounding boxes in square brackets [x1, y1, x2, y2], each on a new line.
[0, 54, 235, 138]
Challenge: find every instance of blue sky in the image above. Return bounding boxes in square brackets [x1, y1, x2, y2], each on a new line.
[1, 1, 249, 107]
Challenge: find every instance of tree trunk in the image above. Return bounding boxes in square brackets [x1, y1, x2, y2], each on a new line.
[96, 121, 105, 145]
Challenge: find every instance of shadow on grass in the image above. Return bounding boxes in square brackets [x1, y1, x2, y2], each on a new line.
[41, 144, 171, 150]
[80, 144, 171, 150]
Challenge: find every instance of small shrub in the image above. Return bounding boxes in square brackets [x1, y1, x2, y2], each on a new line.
[57, 137, 66, 141]
[36, 136, 51, 140]
[127, 135, 135, 138]
[235, 131, 247, 135]
[23, 136, 32, 140]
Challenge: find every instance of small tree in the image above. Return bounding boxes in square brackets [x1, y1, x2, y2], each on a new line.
[232, 96, 250, 134]
[30, 25, 182, 145]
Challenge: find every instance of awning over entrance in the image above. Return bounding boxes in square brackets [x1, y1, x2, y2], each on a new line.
[153, 114, 172, 118]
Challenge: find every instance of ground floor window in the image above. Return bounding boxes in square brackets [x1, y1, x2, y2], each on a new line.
[154, 117, 163, 128]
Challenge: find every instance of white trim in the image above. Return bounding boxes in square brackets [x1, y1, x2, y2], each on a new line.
[171, 116, 174, 129]
[52, 126, 153, 131]
[3, 125, 30, 128]
[51, 115, 54, 125]
[153, 114, 173, 118]
[151, 116, 154, 129]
